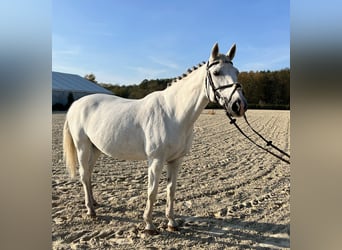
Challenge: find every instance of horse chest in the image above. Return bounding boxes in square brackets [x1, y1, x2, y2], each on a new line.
[164, 127, 194, 160]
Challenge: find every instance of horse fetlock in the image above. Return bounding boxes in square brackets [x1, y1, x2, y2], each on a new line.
[167, 217, 178, 228]
[143, 210, 154, 228]
[86, 203, 96, 218]
[144, 220, 157, 232]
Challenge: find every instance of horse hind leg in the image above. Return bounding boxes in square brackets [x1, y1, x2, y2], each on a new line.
[88, 145, 101, 207]
[77, 140, 100, 218]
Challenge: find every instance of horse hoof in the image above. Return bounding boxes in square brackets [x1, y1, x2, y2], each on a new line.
[167, 225, 179, 232]
[143, 229, 159, 235]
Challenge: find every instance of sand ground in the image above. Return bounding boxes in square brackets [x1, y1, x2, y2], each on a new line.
[52, 110, 290, 249]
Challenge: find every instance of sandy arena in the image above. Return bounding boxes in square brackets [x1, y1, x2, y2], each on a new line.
[52, 109, 290, 249]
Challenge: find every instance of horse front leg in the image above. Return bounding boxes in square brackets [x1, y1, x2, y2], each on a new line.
[166, 158, 181, 231]
[143, 158, 163, 234]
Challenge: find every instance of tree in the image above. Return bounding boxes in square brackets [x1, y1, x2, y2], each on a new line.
[85, 73, 97, 83]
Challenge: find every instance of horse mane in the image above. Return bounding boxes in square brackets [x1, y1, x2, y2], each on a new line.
[167, 61, 207, 87]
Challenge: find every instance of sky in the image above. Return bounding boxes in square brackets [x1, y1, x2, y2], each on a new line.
[53, 0, 289, 85]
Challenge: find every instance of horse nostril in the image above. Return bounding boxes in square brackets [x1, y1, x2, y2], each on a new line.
[232, 100, 241, 113]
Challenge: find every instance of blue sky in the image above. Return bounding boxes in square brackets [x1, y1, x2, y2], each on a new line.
[53, 0, 289, 85]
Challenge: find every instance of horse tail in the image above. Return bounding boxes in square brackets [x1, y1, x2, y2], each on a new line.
[63, 120, 77, 179]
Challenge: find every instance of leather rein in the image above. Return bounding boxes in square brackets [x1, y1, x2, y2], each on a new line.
[205, 60, 290, 164]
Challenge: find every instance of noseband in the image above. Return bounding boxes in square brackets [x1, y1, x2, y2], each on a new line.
[205, 60, 242, 111]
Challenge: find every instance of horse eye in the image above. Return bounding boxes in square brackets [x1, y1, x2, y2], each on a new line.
[213, 70, 220, 76]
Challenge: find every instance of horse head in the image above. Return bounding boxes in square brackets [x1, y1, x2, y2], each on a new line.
[206, 43, 247, 117]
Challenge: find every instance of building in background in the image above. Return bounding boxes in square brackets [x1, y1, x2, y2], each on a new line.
[52, 71, 112, 110]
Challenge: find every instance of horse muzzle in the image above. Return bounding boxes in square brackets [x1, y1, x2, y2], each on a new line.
[231, 99, 247, 116]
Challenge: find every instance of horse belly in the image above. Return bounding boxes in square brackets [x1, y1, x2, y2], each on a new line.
[92, 129, 147, 160]
[107, 139, 146, 160]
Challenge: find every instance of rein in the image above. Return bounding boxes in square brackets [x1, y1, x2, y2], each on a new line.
[225, 111, 290, 164]
[205, 60, 290, 164]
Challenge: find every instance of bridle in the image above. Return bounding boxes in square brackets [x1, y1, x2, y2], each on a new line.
[205, 60, 242, 113]
[205, 59, 290, 164]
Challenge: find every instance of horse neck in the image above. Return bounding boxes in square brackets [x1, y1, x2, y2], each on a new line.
[163, 65, 209, 126]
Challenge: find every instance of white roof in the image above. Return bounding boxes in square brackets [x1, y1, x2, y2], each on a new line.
[52, 71, 112, 94]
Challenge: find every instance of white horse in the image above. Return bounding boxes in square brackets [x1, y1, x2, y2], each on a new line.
[63, 43, 247, 234]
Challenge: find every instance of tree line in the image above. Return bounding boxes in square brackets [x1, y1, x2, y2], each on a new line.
[94, 68, 290, 110]
[100, 78, 170, 100]
[237, 68, 290, 109]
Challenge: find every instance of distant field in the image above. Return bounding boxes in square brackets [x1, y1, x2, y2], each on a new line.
[52, 110, 290, 249]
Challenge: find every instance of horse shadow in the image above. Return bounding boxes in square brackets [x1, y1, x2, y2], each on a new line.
[85, 204, 290, 249]
[172, 215, 289, 249]
[145, 210, 290, 249]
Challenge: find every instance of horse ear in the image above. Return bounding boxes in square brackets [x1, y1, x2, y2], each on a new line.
[210, 42, 219, 60]
[226, 43, 236, 61]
